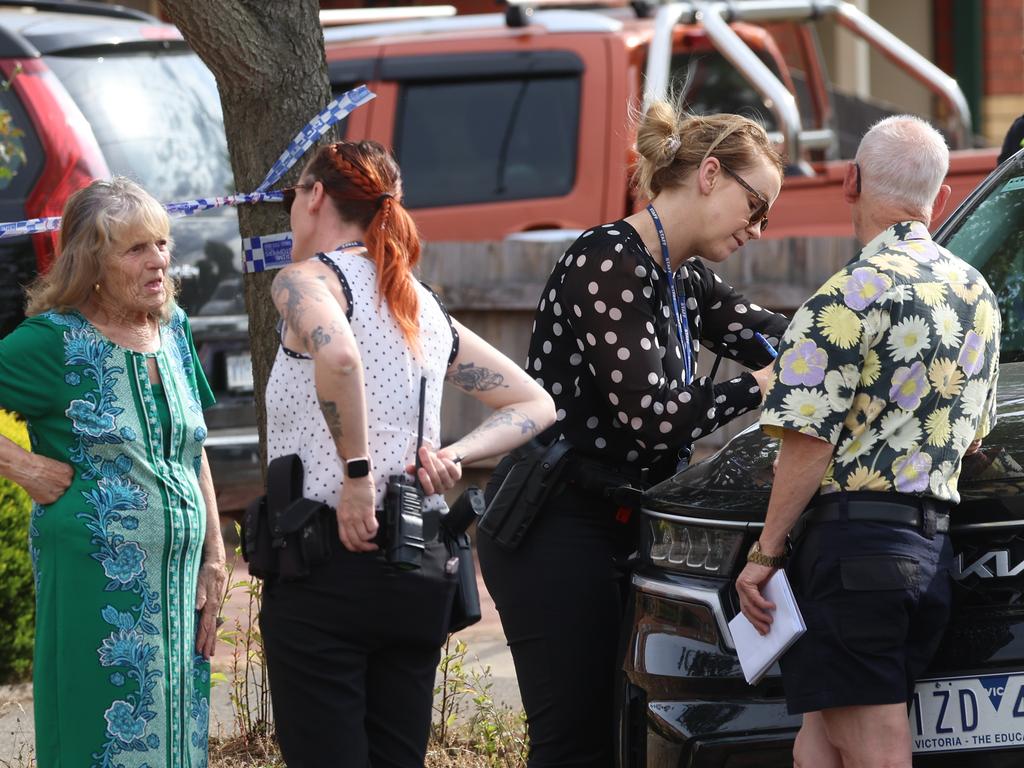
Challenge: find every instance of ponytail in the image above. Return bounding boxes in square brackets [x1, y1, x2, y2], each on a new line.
[305, 141, 422, 349]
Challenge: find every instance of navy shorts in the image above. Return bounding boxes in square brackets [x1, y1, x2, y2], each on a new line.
[779, 517, 954, 715]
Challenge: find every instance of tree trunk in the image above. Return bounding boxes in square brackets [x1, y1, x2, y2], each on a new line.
[159, 0, 335, 476]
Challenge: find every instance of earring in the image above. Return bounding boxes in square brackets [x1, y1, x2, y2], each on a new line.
[93, 283, 100, 293]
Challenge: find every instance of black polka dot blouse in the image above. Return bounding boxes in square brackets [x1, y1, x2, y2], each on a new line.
[526, 220, 789, 482]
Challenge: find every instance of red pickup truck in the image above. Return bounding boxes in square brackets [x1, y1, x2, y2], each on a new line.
[321, 0, 998, 243]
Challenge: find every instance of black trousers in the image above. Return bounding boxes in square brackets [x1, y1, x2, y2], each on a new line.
[477, 480, 638, 768]
[260, 537, 456, 768]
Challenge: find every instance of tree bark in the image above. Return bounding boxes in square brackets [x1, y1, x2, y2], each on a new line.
[159, 0, 336, 476]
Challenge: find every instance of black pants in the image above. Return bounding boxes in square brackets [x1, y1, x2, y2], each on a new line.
[260, 537, 456, 768]
[478, 480, 637, 768]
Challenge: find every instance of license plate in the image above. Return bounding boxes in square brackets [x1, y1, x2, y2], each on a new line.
[910, 673, 1024, 753]
[225, 352, 253, 392]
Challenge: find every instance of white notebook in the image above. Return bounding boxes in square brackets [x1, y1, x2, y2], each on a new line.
[729, 569, 806, 685]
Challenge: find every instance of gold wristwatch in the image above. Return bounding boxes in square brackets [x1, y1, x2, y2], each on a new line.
[747, 540, 787, 568]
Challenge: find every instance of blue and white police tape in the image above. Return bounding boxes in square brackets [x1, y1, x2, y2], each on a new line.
[255, 85, 375, 192]
[164, 191, 283, 218]
[0, 84, 376, 241]
[0, 216, 62, 238]
[242, 232, 294, 274]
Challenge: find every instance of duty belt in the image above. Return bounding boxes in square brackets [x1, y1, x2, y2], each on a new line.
[795, 491, 950, 540]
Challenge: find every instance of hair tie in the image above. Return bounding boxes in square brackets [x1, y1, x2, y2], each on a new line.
[377, 192, 394, 205]
[666, 134, 681, 156]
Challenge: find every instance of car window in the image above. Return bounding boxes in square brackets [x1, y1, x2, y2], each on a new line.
[45, 50, 234, 201]
[0, 86, 41, 199]
[393, 76, 580, 208]
[941, 163, 1024, 363]
[668, 50, 780, 132]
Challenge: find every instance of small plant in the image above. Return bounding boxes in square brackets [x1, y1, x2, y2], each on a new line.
[428, 637, 528, 768]
[216, 528, 275, 749]
[0, 410, 35, 683]
[0, 695, 35, 768]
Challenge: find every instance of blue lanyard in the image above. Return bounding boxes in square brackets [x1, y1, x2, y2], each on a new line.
[647, 204, 694, 385]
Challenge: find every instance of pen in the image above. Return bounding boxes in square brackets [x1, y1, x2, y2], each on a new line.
[754, 332, 778, 360]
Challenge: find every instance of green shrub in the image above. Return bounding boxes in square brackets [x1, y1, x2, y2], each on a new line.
[0, 409, 35, 682]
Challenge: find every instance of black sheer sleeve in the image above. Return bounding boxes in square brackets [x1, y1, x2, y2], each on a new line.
[560, 240, 764, 448]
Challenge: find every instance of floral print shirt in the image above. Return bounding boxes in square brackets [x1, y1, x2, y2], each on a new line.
[760, 221, 1000, 503]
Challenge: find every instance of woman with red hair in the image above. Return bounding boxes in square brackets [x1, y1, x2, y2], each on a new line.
[259, 140, 554, 767]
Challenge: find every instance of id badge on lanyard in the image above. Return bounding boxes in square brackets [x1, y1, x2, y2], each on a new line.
[647, 204, 695, 472]
[647, 204, 694, 386]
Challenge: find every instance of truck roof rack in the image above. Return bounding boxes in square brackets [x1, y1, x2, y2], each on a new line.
[0, 0, 159, 22]
[320, 5, 457, 27]
[645, 1, 972, 166]
[501, 0, 653, 27]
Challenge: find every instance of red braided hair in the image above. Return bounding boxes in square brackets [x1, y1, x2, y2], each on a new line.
[304, 141, 422, 349]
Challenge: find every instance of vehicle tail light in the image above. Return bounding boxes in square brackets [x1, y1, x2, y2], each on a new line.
[0, 59, 110, 274]
[645, 518, 745, 576]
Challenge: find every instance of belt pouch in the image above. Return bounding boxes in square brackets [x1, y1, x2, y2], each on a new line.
[241, 494, 276, 579]
[272, 496, 335, 581]
[241, 454, 335, 582]
[478, 439, 572, 550]
[445, 529, 482, 633]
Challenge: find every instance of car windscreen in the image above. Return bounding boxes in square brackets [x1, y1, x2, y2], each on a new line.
[668, 50, 780, 132]
[45, 50, 234, 202]
[941, 160, 1024, 363]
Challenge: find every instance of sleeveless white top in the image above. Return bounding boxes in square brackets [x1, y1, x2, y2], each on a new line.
[266, 249, 458, 511]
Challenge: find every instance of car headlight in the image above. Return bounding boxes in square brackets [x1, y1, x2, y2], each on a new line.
[645, 518, 744, 576]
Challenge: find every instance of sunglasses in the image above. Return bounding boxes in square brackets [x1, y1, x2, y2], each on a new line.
[720, 164, 770, 232]
[280, 182, 315, 216]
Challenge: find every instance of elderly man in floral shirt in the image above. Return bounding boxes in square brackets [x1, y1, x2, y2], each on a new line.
[736, 115, 1001, 768]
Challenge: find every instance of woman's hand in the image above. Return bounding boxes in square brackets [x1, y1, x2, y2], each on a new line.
[20, 454, 74, 505]
[406, 445, 462, 496]
[337, 475, 379, 553]
[194, 559, 228, 659]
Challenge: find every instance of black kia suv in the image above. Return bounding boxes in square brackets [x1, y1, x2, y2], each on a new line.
[621, 152, 1024, 766]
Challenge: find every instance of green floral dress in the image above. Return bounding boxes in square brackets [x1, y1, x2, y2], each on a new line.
[0, 307, 214, 768]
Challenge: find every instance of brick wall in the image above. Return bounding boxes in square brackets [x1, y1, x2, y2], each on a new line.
[984, 0, 1024, 144]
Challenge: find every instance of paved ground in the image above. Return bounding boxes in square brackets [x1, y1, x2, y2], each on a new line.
[0, 552, 518, 763]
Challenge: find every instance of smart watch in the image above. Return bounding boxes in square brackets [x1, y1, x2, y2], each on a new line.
[344, 457, 371, 478]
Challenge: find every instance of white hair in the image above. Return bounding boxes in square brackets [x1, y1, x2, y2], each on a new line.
[854, 115, 949, 215]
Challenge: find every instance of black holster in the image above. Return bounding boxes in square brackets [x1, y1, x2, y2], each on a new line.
[442, 487, 486, 633]
[241, 454, 335, 581]
[478, 439, 572, 550]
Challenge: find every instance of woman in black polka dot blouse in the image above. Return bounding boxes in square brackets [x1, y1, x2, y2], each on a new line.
[478, 102, 790, 767]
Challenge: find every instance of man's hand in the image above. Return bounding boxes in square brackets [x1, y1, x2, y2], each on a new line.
[966, 438, 983, 456]
[750, 363, 775, 399]
[19, 454, 74, 505]
[337, 475, 379, 553]
[194, 560, 228, 659]
[736, 560, 778, 635]
[405, 445, 462, 496]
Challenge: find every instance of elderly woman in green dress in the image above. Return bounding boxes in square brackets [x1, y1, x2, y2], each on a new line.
[0, 177, 227, 767]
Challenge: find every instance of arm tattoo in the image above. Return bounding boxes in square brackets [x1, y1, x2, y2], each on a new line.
[318, 397, 343, 442]
[447, 362, 509, 392]
[310, 326, 331, 353]
[470, 407, 538, 438]
[271, 270, 326, 328]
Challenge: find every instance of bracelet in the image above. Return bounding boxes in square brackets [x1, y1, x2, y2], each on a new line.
[746, 540, 787, 568]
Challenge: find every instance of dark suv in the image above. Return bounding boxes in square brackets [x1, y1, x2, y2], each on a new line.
[0, 1, 256, 507]
[622, 154, 1024, 766]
